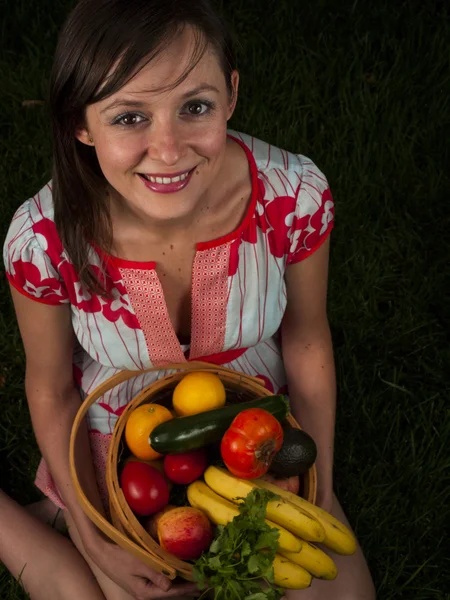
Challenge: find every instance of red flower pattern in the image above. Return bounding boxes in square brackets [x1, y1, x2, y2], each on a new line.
[58, 261, 102, 312]
[30, 218, 141, 327]
[256, 374, 274, 393]
[228, 237, 240, 277]
[264, 195, 297, 258]
[100, 275, 140, 329]
[97, 402, 128, 417]
[228, 185, 333, 275]
[289, 188, 334, 262]
[10, 259, 67, 304]
[310, 188, 335, 238]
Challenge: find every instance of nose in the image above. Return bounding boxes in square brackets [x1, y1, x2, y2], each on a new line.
[146, 119, 185, 166]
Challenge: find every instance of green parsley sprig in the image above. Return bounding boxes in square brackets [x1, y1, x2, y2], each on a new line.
[192, 488, 285, 600]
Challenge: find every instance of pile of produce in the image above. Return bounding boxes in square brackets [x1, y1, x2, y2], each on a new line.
[118, 371, 356, 597]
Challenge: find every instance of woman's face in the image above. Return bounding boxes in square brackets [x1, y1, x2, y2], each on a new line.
[77, 27, 239, 224]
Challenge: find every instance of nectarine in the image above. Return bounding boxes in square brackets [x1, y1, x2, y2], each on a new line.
[150, 506, 213, 560]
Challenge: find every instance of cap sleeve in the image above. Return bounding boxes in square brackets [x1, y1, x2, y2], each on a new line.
[3, 200, 69, 305]
[287, 158, 335, 265]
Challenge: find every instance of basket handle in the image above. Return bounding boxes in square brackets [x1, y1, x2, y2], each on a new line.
[69, 361, 263, 577]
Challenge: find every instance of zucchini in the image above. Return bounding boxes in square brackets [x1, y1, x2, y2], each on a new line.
[150, 395, 289, 454]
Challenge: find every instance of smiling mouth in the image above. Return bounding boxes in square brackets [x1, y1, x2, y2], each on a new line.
[139, 169, 194, 184]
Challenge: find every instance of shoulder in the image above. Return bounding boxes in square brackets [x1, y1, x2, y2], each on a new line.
[228, 131, 334, 263]
[3, 182, 69, 304]
[15, 182, 55, 221]
[3, 182, 56, 249]
[3, 181, 61, 271]
[228, 130, 330, 200]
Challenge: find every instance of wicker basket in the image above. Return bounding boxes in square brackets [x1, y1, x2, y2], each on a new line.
[70, 361, 317, 581]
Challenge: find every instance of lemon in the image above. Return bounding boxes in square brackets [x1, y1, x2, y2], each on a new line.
[172, 372, 226, 416]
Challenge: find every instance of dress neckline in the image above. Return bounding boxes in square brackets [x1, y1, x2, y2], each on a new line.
[97, 133, 258, 270]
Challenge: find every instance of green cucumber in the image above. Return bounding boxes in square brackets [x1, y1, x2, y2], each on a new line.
[149, 395, 289, 454]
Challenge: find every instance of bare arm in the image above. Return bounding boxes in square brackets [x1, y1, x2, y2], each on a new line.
[8, 287, 183, 597]
[281, 238, 336, 511]
[10, 286, 105, 536]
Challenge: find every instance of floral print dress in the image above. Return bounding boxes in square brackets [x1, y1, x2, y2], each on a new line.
[3, 131, 335, 508]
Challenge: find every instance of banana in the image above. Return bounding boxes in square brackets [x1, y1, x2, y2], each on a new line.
[203, 467, 325, 543]
[279, 540, 338, 580]
[187, 480, 302, 552]
[254, 478, 357, 555]
[272, 555, 312, 589]
[187, 480, 239, 525]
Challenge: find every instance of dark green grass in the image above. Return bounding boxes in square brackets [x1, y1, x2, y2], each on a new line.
[1, 0, 450, 598]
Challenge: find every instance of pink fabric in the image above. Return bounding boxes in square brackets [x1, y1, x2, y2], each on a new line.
[118, 266, 186, 366]
[189, 243, 230, 359]
[35, 431, 112, 512]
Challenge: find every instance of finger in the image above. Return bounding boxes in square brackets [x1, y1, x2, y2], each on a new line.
[169, 582, 201, 596]
[142, 569, 172, 592]
[146, 581, 201, 598]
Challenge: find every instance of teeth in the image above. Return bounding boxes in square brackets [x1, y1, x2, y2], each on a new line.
[145, 171, 190, 184]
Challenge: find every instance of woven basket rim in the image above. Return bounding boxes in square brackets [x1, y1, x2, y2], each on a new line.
[70, 362, 317, 580]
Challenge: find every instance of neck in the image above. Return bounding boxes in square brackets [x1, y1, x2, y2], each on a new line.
[109, 187, 216, 245]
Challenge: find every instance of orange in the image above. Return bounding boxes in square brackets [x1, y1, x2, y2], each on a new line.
[172, 371, 226, 416]
[125, 403, 173, 460]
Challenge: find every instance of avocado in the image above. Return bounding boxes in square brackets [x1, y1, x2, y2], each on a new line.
[269, 424, 317, 477]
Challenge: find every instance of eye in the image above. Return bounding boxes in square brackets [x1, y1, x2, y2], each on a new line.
[112, 112, 147, 126]
[183, 100, 215, 117]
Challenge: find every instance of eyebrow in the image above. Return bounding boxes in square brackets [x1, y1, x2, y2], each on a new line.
[100, 84, 220, 115]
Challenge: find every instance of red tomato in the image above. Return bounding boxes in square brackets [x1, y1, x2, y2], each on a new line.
[120, 461, 169, 516]
[220, 408, 284, 479]
[163, 449, 208, 485]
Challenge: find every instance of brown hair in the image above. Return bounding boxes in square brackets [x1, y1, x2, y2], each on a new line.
[49, 0, 236, 293]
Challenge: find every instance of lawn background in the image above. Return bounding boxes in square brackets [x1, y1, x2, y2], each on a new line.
[1, 0, 449, 598]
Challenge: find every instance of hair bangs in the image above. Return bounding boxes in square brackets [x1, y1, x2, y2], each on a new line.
[91, 24, 209, 104]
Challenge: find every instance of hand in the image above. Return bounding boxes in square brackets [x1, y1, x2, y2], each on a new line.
[87, 537, 200, 599]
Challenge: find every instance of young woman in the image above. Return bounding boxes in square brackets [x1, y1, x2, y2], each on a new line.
[1, 0, 376, 598]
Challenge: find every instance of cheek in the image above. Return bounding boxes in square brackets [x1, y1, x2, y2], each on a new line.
[195, 121, 228, 159]
[95, 135, 145, 173]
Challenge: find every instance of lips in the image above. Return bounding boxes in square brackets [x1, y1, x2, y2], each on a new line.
[140, 170, 192, 184]
[137, 167, 196, 194]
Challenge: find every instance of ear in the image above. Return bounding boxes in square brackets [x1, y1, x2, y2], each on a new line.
[75, 126, 95, 146]
[226, 70, 240, 120]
